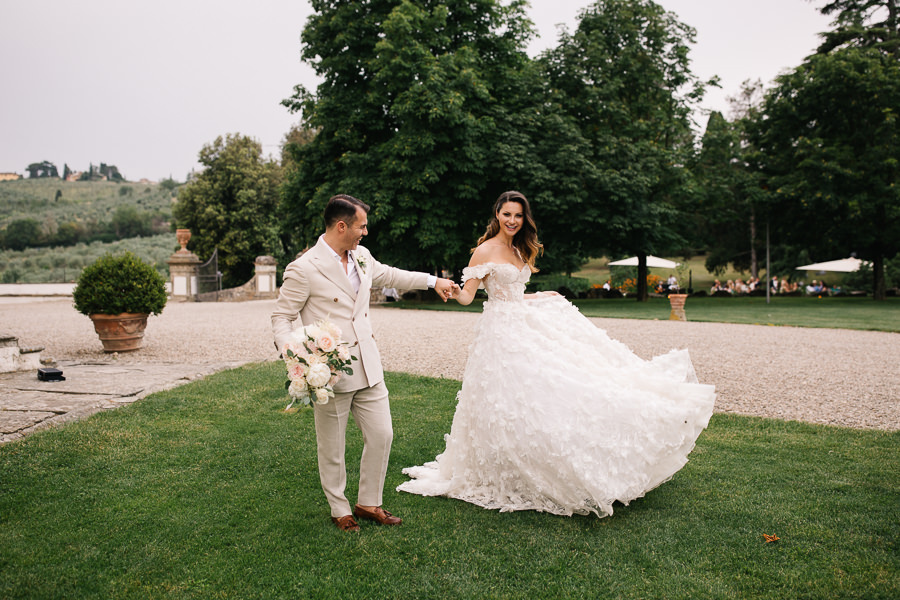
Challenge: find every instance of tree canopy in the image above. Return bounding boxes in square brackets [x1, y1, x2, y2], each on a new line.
[173, 134, 284, 288]
[281, 0, 536, 274]
[540, 0, 710, 299]
[749, 45, 900, 298]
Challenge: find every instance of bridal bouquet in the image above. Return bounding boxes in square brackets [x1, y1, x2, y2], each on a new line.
[282, 319, 356, 409]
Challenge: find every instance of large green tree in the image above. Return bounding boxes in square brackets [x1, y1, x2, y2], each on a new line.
[281, 0, 536, 273]
[815, 0, 899, 56]
[692, 80, 767, 278]
[173, 134, 284, 288]
[541, 0, 709, 300]
[750, 45, 900, 299]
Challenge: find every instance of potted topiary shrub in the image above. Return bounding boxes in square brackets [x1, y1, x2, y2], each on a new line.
[73, 251, 168, 352]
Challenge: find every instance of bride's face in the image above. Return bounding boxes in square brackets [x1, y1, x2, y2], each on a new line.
[497, 201, 524, 238]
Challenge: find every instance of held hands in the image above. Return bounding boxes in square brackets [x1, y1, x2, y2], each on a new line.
[434, 278, 461, 302]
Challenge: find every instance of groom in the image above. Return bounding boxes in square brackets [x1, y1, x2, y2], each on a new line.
[272, 194, 459, 532]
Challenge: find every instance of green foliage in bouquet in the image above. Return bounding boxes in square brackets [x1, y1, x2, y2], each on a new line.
[73, 251, 167, 316]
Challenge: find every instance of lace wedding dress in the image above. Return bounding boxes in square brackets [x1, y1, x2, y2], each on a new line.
[397, 262, 716, 517]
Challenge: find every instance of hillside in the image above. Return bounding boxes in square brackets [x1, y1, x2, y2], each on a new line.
[0, 179, 179, 283]
[0, 178, 174, 229]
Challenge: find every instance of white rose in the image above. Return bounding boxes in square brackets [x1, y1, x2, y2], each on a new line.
[288, 378, 308, 399]
[306, 363, 332, 388]
[315, 387, 331, 405]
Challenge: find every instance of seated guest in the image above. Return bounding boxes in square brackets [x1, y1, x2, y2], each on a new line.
[667, 274, 679, 292]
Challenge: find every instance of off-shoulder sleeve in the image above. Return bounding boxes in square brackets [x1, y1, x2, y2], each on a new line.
[462, 263, 493, 284]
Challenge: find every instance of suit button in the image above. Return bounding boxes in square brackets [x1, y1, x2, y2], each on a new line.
[333, 298, 338, 302]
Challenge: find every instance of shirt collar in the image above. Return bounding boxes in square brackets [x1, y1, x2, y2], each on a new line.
[322, 238, 349, 262]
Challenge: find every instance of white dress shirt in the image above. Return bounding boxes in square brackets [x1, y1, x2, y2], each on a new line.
[322, 240, 435, 294]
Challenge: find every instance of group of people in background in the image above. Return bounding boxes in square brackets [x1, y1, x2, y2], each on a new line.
[709, 275, 836, 296]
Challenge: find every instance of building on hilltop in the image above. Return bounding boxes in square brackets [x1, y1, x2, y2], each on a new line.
[0, 172, 22, 181]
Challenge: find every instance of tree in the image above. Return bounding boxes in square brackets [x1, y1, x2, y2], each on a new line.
[749, 46, 900, 299]
[815, 0, 899, 57]
[691, 80, 767, 278]
[281, 0, 536, 273]
[2, 219, 43, 250]
[541, 0, 710, 299]
[173, 134, 284, 288]
[26, 161, 58, 178]
[111, 205, 152, 239]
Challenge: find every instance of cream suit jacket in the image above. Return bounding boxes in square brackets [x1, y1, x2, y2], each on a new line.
[272, 236, 430, 393]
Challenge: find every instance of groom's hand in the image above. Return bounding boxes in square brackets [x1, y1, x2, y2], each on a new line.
[434, 278, 460, 302]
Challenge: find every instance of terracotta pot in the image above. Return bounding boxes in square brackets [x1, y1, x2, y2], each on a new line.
[89, 313, 149, 352]
[175, 228, 192, 253]
[668, 293, 688, 321]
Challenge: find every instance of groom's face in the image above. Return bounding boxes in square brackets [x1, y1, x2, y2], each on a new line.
[342, 207, 368, 250]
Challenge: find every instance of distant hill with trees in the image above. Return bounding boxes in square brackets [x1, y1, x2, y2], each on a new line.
[0, 178, 176, 251]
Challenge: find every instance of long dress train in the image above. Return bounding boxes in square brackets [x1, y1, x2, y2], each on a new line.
[397, 262, 716, 517]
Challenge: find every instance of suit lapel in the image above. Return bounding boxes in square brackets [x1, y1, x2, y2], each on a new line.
[352, 251, 371, 313]
[311, 237, 356, 300]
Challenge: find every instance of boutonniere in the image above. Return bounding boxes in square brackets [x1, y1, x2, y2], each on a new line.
[356, 255, 367, 274]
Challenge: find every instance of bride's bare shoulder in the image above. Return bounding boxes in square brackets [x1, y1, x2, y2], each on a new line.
[470, 240, 505, 265]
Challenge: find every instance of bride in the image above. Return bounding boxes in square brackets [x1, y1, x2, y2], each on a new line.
[397, 191, 716, 517]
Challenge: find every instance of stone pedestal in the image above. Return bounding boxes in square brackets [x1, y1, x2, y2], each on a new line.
[668, 293, 688, 321]
[167, 229, 201, 301]
[255, 256, 277, 299]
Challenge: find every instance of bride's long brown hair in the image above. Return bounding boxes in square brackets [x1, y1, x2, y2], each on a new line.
[474, 191, 543, 272]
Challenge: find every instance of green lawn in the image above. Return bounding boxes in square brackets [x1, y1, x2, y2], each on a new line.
[387, 295, 900, 332]
[2, 365, 897, 599]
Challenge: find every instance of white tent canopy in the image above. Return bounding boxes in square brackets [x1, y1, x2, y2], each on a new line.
[795, 257, 870, 273]
[608, 255, 681, 269]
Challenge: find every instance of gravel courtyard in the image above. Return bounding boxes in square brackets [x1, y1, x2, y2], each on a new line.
[3, 297, 897, 431]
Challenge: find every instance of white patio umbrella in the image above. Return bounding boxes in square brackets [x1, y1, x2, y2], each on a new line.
[795, 257, 870, 272]
[608, 255, 681, 268]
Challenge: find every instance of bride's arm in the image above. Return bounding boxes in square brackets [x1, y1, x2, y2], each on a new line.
[455, 278, 482, 306]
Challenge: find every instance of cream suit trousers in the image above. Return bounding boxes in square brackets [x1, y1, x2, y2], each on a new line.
[313, 381, 392, 518]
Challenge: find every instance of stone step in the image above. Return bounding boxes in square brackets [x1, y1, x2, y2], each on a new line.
[0, 334, 44, 374]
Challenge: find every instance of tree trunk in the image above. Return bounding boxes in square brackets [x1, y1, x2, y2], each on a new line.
[874, 254, 886, 301]
[636, 254, 649, 302]
[749, 207, 758, 278]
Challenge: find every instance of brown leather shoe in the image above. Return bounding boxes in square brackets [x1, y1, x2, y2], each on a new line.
[331, 514, 360, 532]
[353, 505, 402, 526]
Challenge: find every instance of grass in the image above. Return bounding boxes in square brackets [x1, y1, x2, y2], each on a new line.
[387, 295, 900, 332]
[1, 364, 897, 599]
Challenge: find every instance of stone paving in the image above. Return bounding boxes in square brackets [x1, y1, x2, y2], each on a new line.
[0, 360, 245, 443]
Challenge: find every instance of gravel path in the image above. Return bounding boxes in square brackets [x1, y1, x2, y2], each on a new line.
[3, 297, 897, 431]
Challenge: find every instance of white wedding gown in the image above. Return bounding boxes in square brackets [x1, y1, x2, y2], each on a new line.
[397, 262, 716, 517]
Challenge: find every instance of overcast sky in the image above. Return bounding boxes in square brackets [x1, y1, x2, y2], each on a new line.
[1, 0, 832, 181]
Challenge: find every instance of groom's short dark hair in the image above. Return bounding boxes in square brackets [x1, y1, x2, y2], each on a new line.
[325, 194, 370, 229]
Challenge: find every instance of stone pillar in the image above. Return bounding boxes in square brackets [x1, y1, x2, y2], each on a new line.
[167, 229, 201, 301]
[254, 256, 278, 299]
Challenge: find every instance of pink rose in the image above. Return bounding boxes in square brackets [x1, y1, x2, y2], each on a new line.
[288, 363, 306, 380]
[316, 332, 336, 353]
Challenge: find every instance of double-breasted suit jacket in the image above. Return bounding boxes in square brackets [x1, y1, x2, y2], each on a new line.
[272, 236, 430, 389]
